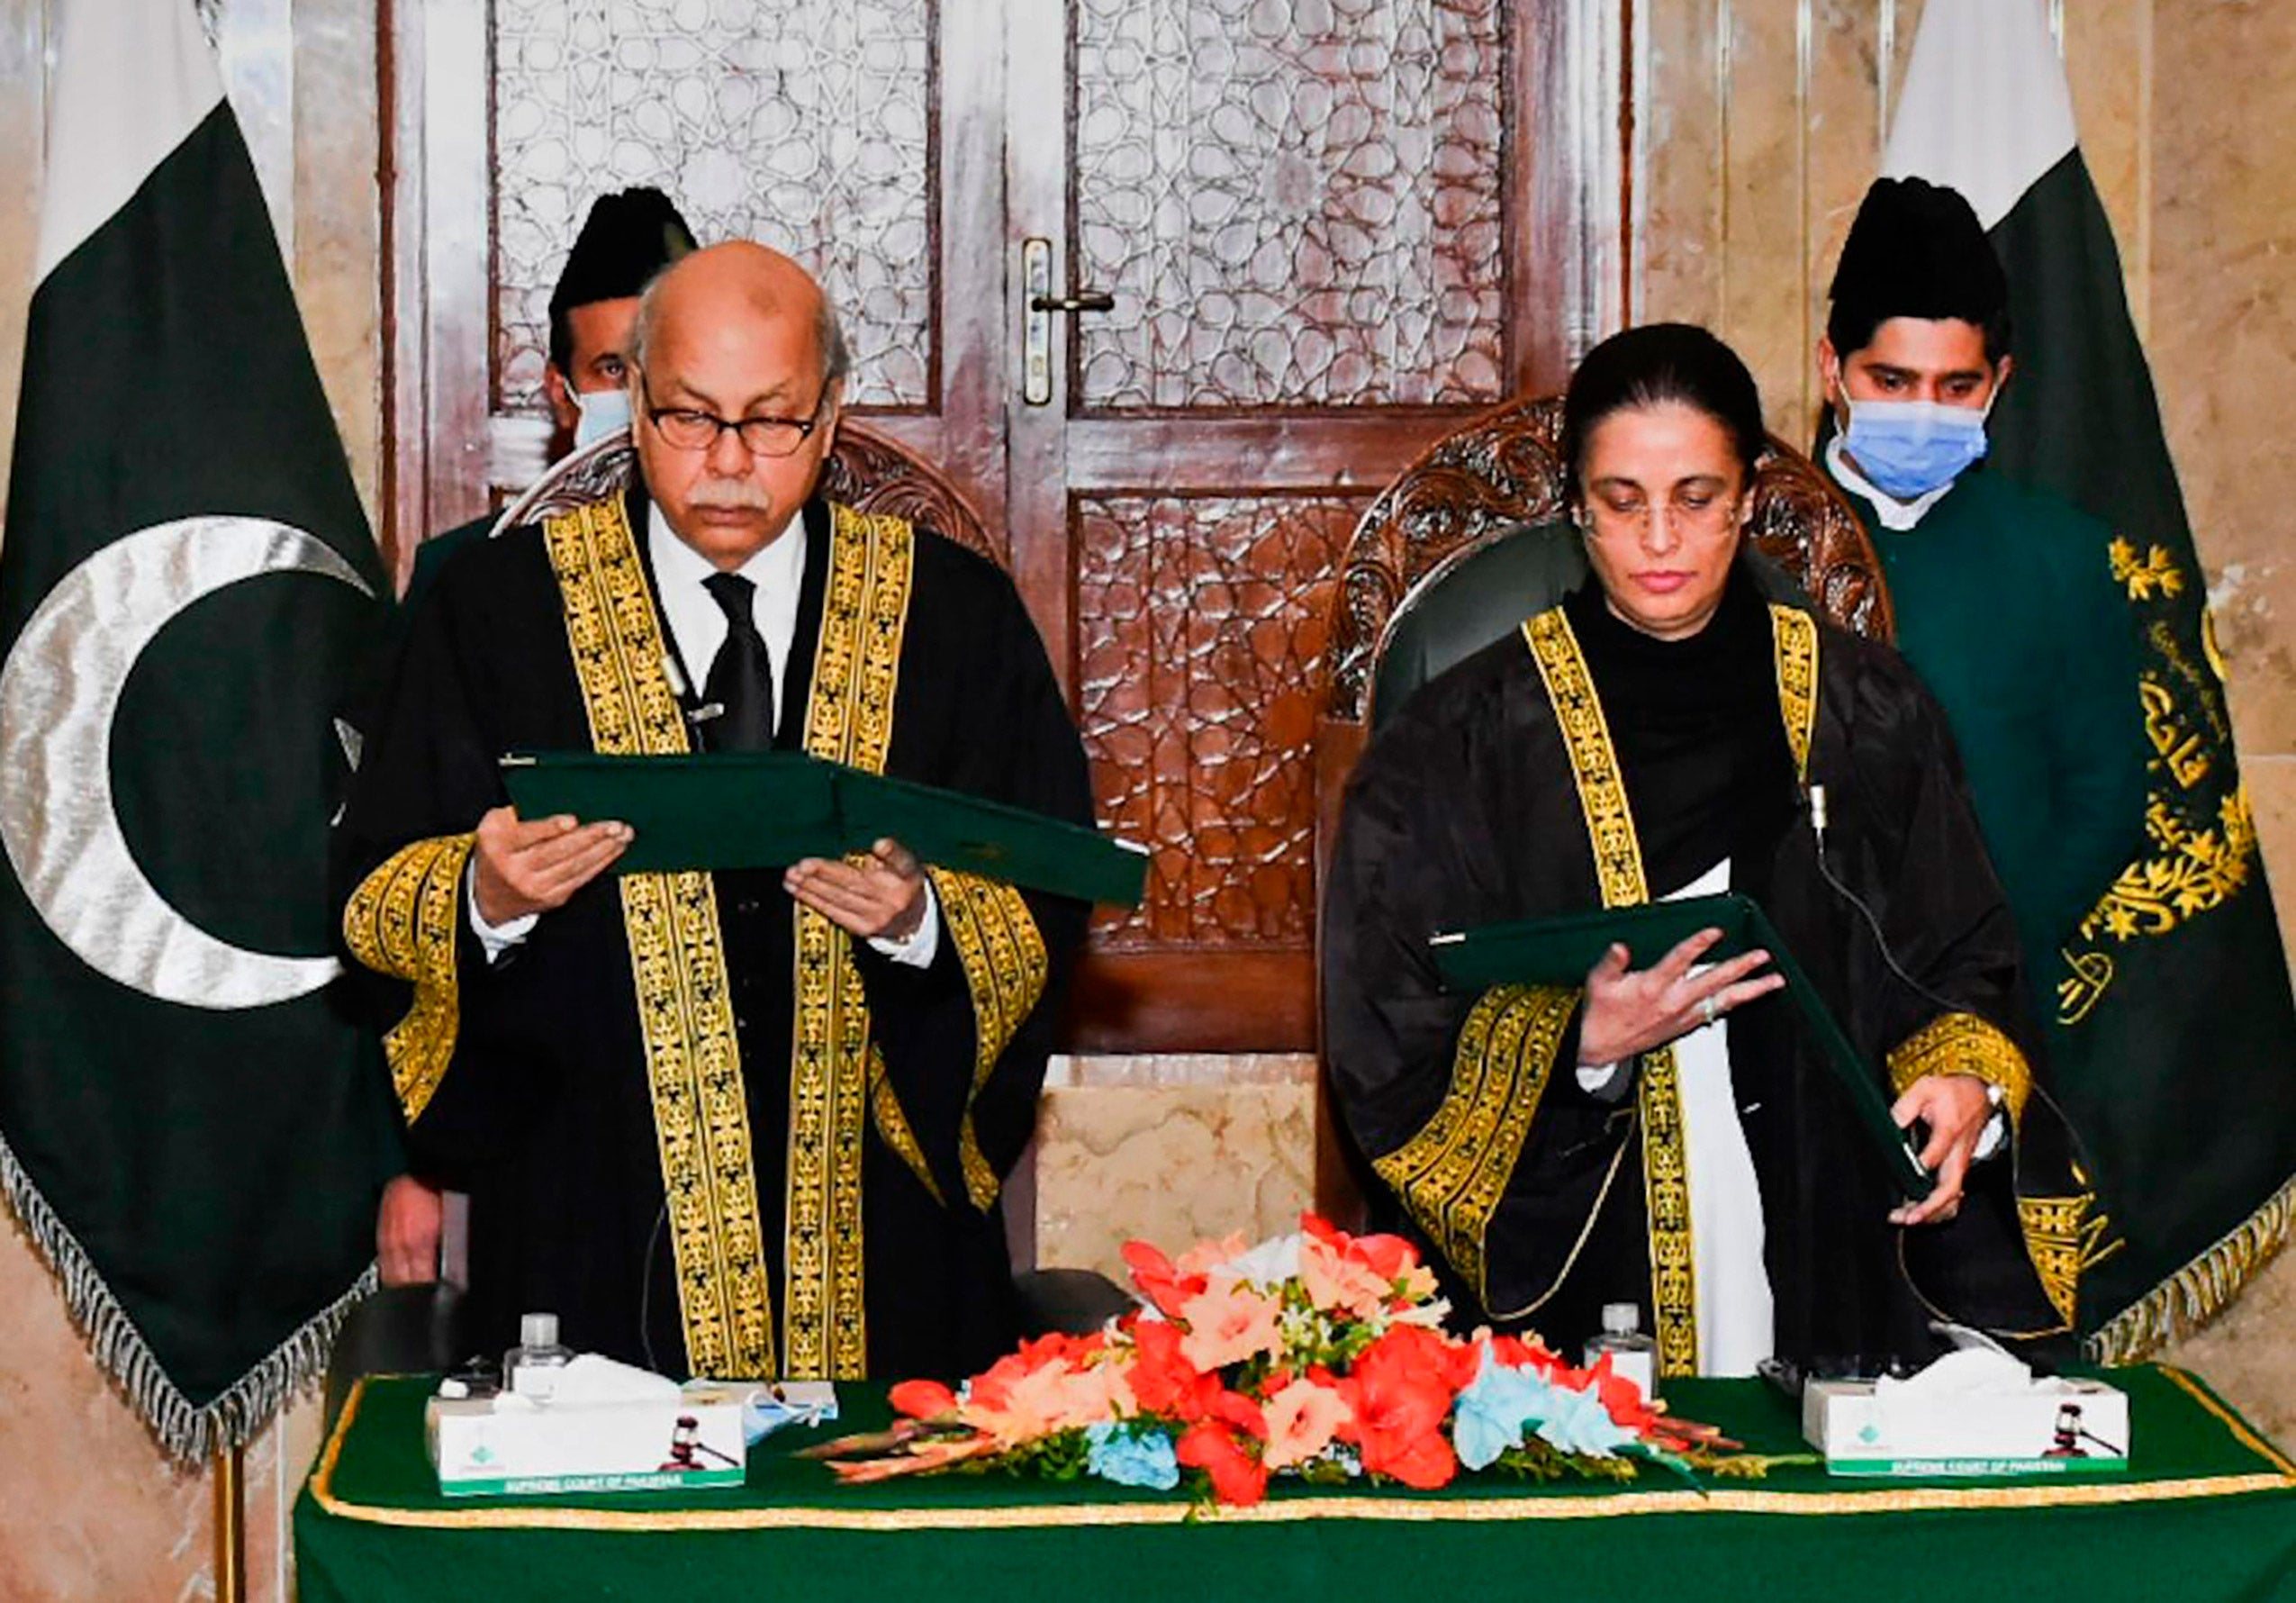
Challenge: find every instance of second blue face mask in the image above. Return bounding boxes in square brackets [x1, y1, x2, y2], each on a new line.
[573, 387, 633, 449]
[1842, 397, 1990, 502]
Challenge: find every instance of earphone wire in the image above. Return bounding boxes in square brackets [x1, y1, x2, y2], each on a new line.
[1807, 786, 2106, 1207]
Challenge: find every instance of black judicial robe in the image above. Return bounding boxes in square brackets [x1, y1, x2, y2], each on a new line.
[1323, 566, 2084, 1375]
[335, 489, 1091, 1381]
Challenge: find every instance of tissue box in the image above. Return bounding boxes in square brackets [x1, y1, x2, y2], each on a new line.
[1803, 1374, 2129, 1477]
[427, 1386, 747, 1498]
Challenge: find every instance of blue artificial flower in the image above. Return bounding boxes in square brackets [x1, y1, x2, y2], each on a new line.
[1085, 1421, 1181, 1490]
[1451, 1345, 1562, 1471]
[1533, 1381, 1637, 1459]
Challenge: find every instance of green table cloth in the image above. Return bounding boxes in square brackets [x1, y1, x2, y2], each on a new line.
[295, 1365, 2296, 1603]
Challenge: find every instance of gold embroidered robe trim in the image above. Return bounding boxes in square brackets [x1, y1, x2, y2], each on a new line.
[344, 831, 475, 1122]
[1523, 607, 1696, 1376]
[1768, 605, 1818, 781]
[1372, 983, 1579, 1302]
[541, 495, 774, 1380]
[1522, 603, 1823, 1377]
[1885, 1011, 2034, 1125]
[932, 867, 1051, 1210]
[785, 503, 917, 1380]
[866, 1046, 944, 1207]
[1884, 1011, 2085, 1331]
[2016, 1191, 2101, 1329]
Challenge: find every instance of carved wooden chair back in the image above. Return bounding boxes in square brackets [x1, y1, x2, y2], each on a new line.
[1308, 393, 1890, 1220]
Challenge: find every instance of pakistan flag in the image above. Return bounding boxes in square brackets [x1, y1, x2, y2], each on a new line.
[1883, 0, 2296, 1356]
[0, 0, 397, 1455]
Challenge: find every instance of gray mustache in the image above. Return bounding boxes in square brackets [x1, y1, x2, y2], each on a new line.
[688, 480, 770, 511]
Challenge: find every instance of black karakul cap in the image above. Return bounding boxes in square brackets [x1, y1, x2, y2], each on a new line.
[1828, 177, 2007, 322]
[549, 187, 697, 318]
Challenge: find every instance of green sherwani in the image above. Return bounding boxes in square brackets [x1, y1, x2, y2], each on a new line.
[1830, 458, 2149, 991]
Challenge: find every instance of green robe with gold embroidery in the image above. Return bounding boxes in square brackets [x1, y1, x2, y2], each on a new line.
[1323, 567, 2083, 1375]
[334, 490, 1090, 1381]
[1833, 465, 2150, 1001]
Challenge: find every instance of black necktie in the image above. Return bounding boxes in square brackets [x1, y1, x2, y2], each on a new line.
[701, 571, 773, 751]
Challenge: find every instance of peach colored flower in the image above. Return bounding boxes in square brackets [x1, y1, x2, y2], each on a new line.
[1390, 1260, 1440, 1306]
[965, 1355, 1135, 1445]
[1299, 1231, 1397, 1320]
[1261, 1377, 1353, 1470]
[1175, 1231, 1254, 1281]
[1177, 1279, 1285, 1372]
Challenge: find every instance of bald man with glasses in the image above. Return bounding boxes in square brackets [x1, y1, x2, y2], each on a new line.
[336, 243, 1092, 1384]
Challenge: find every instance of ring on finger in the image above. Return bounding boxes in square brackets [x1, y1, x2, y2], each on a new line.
[1698, 995, 1719, 1026]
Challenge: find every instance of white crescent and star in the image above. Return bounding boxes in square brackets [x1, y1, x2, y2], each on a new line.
[0, 515, 373, 1010]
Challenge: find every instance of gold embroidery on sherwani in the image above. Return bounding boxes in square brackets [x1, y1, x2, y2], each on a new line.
[542, 495, 773, 1379]
[344, 831, 474, 1121]
[787, 503, 916, 1379]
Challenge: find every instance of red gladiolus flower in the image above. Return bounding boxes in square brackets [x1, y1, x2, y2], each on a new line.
[1336, 1327, 1468, 1490]
[1337, 1360, 1458, 1490]
[1207, 1387, 1270, 1441]
[1584, 1351, 1660, 1431]
[1125, 1318, 1219, 1421]
[1353, 1324, 1478, 1396]
[887, 1379, 960, 1419]
[1175, 1421, 1270, 1507]
[1487, 1332, 1560, 1373]
[1122, 1238, 1207, 1319]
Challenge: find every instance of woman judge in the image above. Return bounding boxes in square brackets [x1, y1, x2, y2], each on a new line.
[1322, 324, 2082, 1380]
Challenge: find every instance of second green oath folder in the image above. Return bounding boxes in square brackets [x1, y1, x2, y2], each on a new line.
[1429, 892, 1934, 1200]
[500, 750, 1149, 908]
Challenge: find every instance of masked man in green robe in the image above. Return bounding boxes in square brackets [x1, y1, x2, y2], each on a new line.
[1815, 177, 2149, 994]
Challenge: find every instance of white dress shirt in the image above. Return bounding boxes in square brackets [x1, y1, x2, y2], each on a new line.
[470, 500, 939, 965]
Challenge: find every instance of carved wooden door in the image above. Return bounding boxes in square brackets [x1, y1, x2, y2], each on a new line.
[386, 0, 1614, 1055]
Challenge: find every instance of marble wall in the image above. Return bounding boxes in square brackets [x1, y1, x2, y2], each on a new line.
[0, 2, 2291, 1597]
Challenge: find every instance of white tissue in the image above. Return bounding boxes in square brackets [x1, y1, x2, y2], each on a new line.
[510, 1354, 681, 1411]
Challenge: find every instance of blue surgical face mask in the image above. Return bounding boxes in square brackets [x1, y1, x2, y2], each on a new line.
[1840, 397, 1990, 502]
[572, 386, 632, 448]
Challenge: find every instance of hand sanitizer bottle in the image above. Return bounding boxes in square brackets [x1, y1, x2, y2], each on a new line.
[1583, 1302, 1658, 1400]
[504, 1312, 574, 1402]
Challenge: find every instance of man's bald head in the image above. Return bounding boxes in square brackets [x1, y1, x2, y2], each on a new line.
[627, 241, 852, 568]
[630, 241, 850, 393]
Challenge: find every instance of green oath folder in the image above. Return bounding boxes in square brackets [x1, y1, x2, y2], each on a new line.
[1429, 892, 1934, 1200]
[499, 750, 1148, 908]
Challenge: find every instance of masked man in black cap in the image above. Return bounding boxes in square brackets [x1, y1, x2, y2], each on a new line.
[373, 187, 698, 1284]
[403, 187, 699, 606]
[339, 242, 1092, 1381]
[1817, 177, 2147, 996]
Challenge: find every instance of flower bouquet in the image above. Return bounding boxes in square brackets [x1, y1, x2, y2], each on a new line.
[807, 1214, 1756, 1508]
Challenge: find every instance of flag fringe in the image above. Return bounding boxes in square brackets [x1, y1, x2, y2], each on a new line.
[2085, 1170, 2296, 1364]
[0, 1127, 375, 1464]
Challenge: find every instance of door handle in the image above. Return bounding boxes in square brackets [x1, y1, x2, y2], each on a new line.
[1027, 291, 1116, 314]
[1021, 238, 1113, 405]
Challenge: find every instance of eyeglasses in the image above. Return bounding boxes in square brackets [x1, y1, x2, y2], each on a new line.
[639, 377, 831, 458]
[1579, 489, 1743, 539]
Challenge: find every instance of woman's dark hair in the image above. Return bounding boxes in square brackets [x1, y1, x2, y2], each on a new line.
[1559, 323, 1767, 503]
